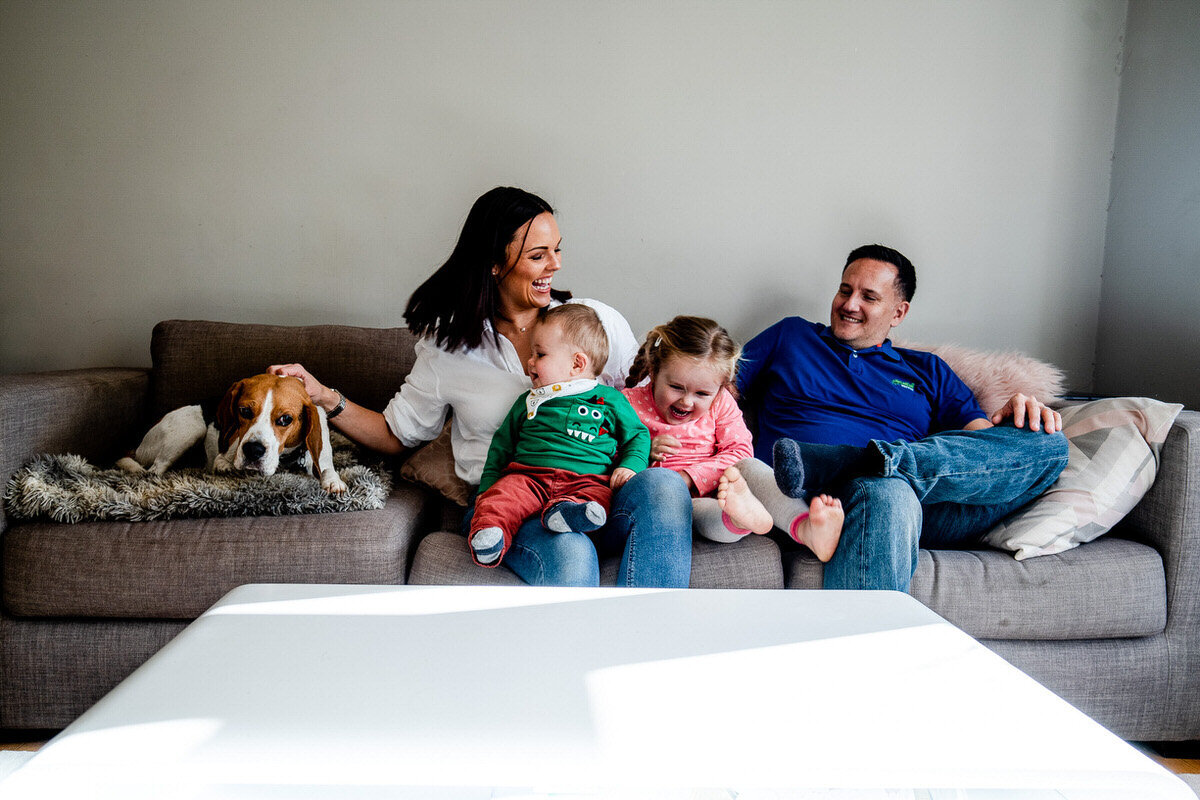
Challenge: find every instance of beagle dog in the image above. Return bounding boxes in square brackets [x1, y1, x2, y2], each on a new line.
[117, 373, 348, 494]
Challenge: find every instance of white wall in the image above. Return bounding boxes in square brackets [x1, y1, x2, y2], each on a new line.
[1, 0, 1126, 391]
[1095, 0, 1200, 409]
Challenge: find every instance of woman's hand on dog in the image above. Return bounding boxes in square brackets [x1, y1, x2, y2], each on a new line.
[267, 363, 335, 411]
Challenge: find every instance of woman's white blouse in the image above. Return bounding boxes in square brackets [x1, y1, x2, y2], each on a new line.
[382, 299, 639, 485]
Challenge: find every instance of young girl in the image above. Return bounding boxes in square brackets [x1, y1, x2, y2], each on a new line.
[621, 316, 844, 560]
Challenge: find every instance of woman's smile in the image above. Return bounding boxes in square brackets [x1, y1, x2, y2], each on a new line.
[497, 212, 562, 313]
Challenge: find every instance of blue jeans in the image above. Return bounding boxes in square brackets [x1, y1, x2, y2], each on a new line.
[788, 426, 1069, 591]
[463, 468, 693, 587]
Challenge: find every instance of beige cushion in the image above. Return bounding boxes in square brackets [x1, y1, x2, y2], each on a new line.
[984, 397, 1183, 560]
[398, 421, 472, 506]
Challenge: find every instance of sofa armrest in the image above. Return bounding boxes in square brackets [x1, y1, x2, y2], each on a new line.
[0, 368, 150, 533]
[1120, 408, 1200, 739]
[1123, 410, 1199, 558]
[1120, 409, 1200, 621]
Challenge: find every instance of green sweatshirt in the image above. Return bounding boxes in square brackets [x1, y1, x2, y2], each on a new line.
[479, 380, 651, 493]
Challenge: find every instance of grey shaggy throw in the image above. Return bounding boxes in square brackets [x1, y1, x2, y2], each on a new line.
[4, 435, 391, 523]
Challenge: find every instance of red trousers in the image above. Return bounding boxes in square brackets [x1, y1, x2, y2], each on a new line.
[472, 463, 612, 556]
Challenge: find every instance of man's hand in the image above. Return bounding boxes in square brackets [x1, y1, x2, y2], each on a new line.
[650, 434, 681, 463]
[989, 392, 1062, 433]
[610, 467, 636, 491]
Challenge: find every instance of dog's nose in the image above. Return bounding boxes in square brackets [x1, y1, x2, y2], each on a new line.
[242, 441, 266, 462]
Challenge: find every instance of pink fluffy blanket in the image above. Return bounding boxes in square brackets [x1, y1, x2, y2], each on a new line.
[894, 341, 1066, 416]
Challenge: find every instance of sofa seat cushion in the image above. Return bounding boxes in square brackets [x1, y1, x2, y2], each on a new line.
[680, 536, 784, 589]
[2, 484, 431, 619]
[783, 536, 1166, 640]
[409, 531, 784, 589]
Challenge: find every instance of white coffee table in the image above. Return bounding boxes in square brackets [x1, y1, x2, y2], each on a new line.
[4, 585, 1192, 799]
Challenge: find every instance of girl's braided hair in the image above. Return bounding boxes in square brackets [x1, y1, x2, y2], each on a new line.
[625, 315, 741, 398]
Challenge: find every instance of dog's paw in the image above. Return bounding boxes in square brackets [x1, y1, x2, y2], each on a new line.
[322, 473, 349, 495]
[212, 454, 235, 473]
[115, 457, 145, 473]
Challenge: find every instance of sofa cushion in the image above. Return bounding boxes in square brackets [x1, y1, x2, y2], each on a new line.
[1, 484, 431, 619]
[680, 535, 784, 589]
[0, 368, 149, 533]
[409, 531, 784, 589]
[408, 532, 527, 586]
[398, 421, 472, 507]
[984, 397, 1183, 559]
[148, 320, 418, 420]
[783, 536, 1166, 640]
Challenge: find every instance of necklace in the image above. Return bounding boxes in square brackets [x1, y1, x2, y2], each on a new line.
[498, 312, 534, 335]
[503, 320, 530, 334]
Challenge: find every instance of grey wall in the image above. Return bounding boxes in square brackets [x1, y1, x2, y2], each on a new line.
[2, 0, 1126, 393]
[1094, 0, 1200, 409]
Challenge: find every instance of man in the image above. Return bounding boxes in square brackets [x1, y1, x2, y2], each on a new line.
[736, 244, 1068, 591]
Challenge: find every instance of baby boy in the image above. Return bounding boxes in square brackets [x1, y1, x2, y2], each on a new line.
[469, 303, 650, 567]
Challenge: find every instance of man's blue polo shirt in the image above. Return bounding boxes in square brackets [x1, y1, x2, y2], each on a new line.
[737, 317, 986, 462]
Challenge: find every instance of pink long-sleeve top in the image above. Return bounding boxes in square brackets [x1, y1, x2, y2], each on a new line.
[621, 383, 754, 497]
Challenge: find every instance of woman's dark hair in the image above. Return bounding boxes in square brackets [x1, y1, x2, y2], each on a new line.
[404, 187, 571, 351]
[844, 243, 917, 302]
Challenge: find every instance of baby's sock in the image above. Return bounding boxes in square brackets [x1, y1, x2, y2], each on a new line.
[470, 526, 504, 565]
[543, 500, 607, 533]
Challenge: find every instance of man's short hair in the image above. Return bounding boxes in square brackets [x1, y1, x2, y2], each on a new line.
[844, 244, 917, 302]
[540, 303, 609, 374]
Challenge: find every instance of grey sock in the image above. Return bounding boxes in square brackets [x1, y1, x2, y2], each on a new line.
[470, 526, 504, 564]
[693, 497, 745, 543]
[737, 458, 811, 539]
[543, 500, 607, 533]
[772, 438, 807, 498]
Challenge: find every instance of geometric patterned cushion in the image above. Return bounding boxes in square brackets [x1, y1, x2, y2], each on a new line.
[984, 397, 1183, 560]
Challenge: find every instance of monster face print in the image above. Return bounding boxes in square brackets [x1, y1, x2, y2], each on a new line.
[566, 397, 611, 444]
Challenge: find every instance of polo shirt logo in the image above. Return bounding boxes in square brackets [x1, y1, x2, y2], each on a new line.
[891, 379, 916, 391]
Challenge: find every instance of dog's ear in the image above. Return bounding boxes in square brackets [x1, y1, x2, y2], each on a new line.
[302, 400, 325, 479]
[215, 380, 245, 454]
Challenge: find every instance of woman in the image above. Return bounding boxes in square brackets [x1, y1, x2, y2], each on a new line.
[270, 187, 692, 587]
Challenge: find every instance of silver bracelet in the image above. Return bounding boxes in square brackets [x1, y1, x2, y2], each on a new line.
[326, 390, 347, 419]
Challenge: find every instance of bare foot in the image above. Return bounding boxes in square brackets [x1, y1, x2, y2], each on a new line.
[791, 494, 844, 562]
[717, 466, 774, 535]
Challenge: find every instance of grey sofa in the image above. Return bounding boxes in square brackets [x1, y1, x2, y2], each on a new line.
[1, 320, 1196, 744]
